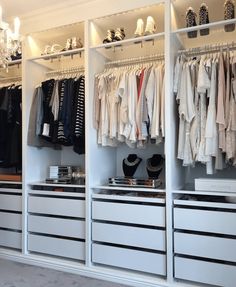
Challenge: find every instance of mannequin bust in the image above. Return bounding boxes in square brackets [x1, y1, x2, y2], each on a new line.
[122, 154, 142, 177]
[146, 154, 164, 179]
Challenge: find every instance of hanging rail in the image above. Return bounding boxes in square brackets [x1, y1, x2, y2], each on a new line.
[178, 41, 236, 57]
[105, 53, 165, 67]
[0, 76, 22, 82]
[45, 66, 84, 77]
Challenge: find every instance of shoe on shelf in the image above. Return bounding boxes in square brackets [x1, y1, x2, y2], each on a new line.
[186, 7, 197, 38]
[134, 18, 144, 37]
[71, 37, 83, 49]
[199, 3, 210, 36]
[114, 28, 125, 41]
[103, 29, 115, 44]
[41, 45, 51, 55]
[144, 16, 156, 36]
[51, 44, 63, 54]
[224, 0, 235, 32]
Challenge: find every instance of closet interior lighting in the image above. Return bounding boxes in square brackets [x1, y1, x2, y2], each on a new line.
[178, 41, 236, 56]
[105, 53, 164, 67]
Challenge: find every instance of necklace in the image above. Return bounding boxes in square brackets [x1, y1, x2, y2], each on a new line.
[146, 158, 163, 172]
[124, 157, 140, 167]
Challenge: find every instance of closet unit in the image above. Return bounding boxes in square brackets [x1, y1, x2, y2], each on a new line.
[23, 22, 86, 262]
[0, 60, 22, 252]
[0, 0, 235, 287]
[170, 0, 236, 286]
[88, 2, 167, 278]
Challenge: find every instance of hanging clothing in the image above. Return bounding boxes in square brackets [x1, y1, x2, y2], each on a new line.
[174, 51, 236, 174]
[0, 84, 22, 169]
[94, 61, 165, 148]
[27, 74, 85, 155]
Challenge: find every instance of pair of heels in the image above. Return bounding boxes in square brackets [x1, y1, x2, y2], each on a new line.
[63, 37, 83, 50]
[103, 28, 125, 44]
[134, 16, 156, 37]
[186, 4, 210, 38]
[41, 44, 63, 55]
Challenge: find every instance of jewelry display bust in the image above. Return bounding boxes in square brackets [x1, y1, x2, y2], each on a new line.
[122, 154, 142, 177]
[146, 154, 164, 178]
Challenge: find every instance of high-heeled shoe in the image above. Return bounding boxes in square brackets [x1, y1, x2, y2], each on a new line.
[134, 18, 144, 37]
[114, 28, 125, 41]
[71, 37, 83, 49]
[224, 0, 235, 32]
[103, 29, 115, 44]
[199, 3, 210, 36]
[186, 7, 197, 38]
[144, 16, 156, 36]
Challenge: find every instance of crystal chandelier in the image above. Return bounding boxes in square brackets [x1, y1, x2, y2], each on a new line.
[0, 6, 21, 68]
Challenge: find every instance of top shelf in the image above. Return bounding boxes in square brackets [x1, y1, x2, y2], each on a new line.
[90, 32, 165, 50]
[28, 48, 85, 61]
[172, 18, 236, 34]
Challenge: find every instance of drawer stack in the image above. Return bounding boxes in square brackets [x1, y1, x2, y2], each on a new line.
[92, 189, 166, 276]
[28, 184, 85, 261]
[0, 183, 22, 250]
[173, 194, 236, 287]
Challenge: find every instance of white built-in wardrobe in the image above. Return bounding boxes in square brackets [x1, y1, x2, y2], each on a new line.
[0, 0, 236, 286]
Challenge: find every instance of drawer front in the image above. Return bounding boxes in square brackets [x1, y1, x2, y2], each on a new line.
[28, 196, 85, 218]
[174, 208, 236, 236]
[175, 257, 236, 287]
[92, 243, 166, 275]
[28, 215, 85, 239]
[93, 222, 165, 251]
[92, 201, 165, 227]
[0, 230, 21, 249]
[0, 212, 21, 230]
[28, 234, 85, 261]
[0, 194, 21, 211]
[175, 232, 236, 263]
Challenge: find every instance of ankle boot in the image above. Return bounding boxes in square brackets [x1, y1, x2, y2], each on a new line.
[114, 28, 125, 41]
[186, 7, 198, 38]
[224, 0, 235, 32]
[199, 3, 210, 36]
[144, 16, 156, 36]
[103, 29, 115, 44]
[134, 18, 144, 37]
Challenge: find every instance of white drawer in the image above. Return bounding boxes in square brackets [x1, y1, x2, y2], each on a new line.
[28, 234, 85, 261]
[0, 230, 21, 249]
[174, 207, 236, 236]
[0, 212, 21, 230]
[28, 196, 85, 218]
[92, 243, 166, 275]
[92, 201, 165, 227]
[175, 257, 236, 287]
[28, 215, 85, 239]
[175, 232, 236, 263]
[93, 222, 165, 251]
[0, 194, 21, 211]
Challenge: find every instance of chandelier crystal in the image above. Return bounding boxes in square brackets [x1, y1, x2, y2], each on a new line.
[0, 6, 21, 68]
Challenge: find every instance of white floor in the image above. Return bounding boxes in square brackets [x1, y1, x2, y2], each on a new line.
[0, 259, 129, 287]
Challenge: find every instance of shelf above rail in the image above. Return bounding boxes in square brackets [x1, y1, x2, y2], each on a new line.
[172, 18, 236, 35]
[90, 32, 165, 50]
[28, 48, 85, 61]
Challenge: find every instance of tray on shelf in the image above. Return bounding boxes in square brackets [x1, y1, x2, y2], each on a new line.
[108, 177, 162, 189]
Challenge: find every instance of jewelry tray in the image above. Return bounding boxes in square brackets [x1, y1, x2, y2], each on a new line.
[108, 177, 162, 188]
